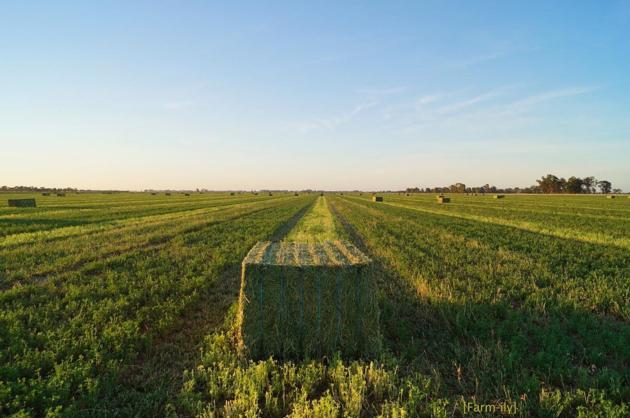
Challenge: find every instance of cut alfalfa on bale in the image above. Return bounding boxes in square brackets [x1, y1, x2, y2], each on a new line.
[8, 199, 36, 208]
[237, 240, 381, 359]
[372, 196, 383, 202]
[436, 195, 450, 203]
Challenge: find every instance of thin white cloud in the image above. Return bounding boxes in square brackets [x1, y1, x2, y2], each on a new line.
[503, 86, 599, 113]
[435, 87, 509, 114]
[293, 101, 378, 133]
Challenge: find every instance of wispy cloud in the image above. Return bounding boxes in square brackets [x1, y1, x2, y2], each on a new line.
[435, 86, 510, 114]
[293, 101, 378, 133]
[502, 86, 599, 113]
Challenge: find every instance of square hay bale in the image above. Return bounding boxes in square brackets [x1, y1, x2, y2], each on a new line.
[184, 193, 190, 196]
[372, 196, 383, 202]
[56, 193, 65, 197]
[436, 195, 450, 204]
[230, 192, 235, 196]
[165, 192, 171, 196]
[42, 192, 50, 196]
[294, 192, 299, 196]
[238, 241, 381, 359]
[494, 194, 505, 199]
[607, 195, 616, 199]
[151, 192, 157, 195]
[320, 192, 324, 196]
[8, 198, 36, 208]
[269, 192, 273, 196]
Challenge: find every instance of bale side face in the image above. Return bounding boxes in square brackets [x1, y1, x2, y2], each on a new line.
[372, 196, 383, 202]
[238, 241, 380, 359]
[437, 196, 450, 203]
[8, 199, 36, 208]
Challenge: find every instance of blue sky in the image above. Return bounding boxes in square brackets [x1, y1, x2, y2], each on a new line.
[1, 1, 629, 190]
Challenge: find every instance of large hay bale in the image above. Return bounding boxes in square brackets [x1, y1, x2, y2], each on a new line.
[238, 241, 381, 359]
[607, 195, 616, 199]
[184, 193, 190, 196]
[56, 193, 65, 197]
[494, 194, 505, 199]
[436, 195, 450, 204]
[165, 192, 171, 196]
[372, 196, 383, 202]
[42, 192, 50, 196]
[8, 199, 36, 208]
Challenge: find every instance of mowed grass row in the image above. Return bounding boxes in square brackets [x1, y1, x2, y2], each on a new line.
[1, 196, 301, 287]
[0, 195, 315, 417]
[0, 193, 280, 237]
[284, 196, 340, 242]
[368, 194, 630, 250]
[327, 195, 629, 416]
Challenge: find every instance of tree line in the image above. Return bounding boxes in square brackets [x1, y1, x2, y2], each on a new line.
[405, 174, 621, 194]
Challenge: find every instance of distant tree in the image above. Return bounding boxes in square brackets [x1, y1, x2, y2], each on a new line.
[597, 180, 612, 194]
[450, 183, 466, 193]
[537, 174, 564, 193]
[583, 176, 597, 193]
[612, 188, 622, 194]
[566, 176, 585, 194]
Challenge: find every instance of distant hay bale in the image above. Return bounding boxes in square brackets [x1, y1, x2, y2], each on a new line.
[151, 192, 157, 195]
[405, 193, 410, 196]
[42, 192, 50, 196]
[56, 193, 65, 197]
[607, 195, 616, 199]
[184, 193, 190, 196]
[436, 195, 450, 204]
[238, 241, 381, 359]
[269, 192, 273, 196]
[294, 192, 299, 196]
[494, 194, 505, 199]
[8, 198, 36, 208]
[320, 192, 324, 196]
[230, 192, 235, 196]
[372, 196, 383, 202]
[165, 193, 171, 196]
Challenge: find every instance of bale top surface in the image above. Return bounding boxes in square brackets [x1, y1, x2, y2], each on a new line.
[243, 240, 370, 267]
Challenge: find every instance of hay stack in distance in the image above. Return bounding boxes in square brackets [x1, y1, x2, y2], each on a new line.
[56, 193, 65, 197]
[8, 199, 36, 208]
[436, 195, 450, 204]
[494, 194, 505, 199]
[42, 192, 50, 196]
[238, 240, 381, 359]
[372, 196, 383, 202]
[607, 195, 616, 199]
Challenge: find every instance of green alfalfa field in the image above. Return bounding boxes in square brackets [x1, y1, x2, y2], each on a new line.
[0, 192, 628, 417]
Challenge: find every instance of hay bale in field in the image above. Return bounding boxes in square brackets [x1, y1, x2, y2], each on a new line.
[269, 192, 273, 196]
[151, 192, 157, 195]
[320, 192, 324, 196]
[238, 241, 381, 359]
[42, 192, 50, 196]
[56, 193, 65, 197]
[230, 192, 235, 196]
[372, 196, 383, 202]
[165, 192, 171, 196]
[8, 198, 36, 208]
[494, 194, 505, 199]
[436, 195, 450, 204]
[294, 192, 299, 196]
[607, 195, 616, 199]
[184, 193, 190, 196]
